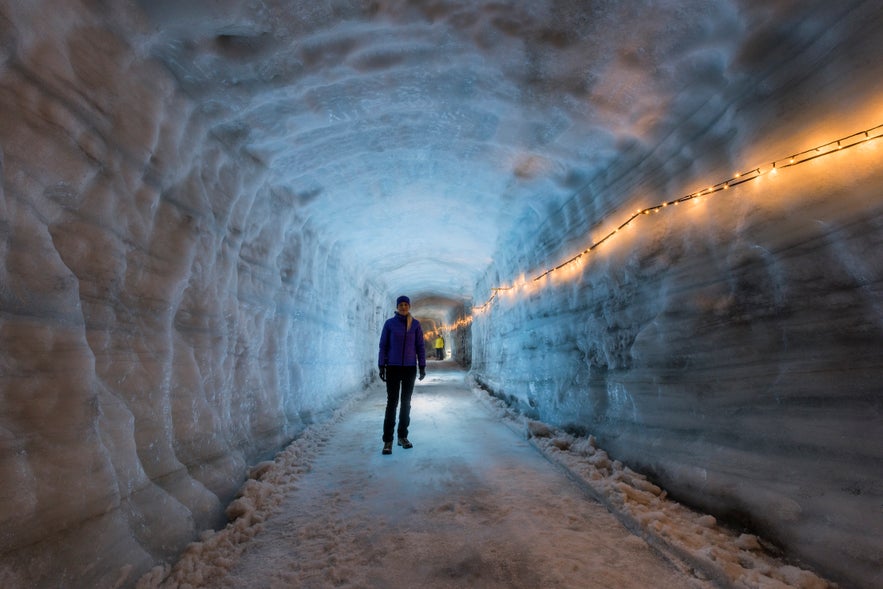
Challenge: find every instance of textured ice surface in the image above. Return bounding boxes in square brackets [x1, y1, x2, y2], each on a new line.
[0, 0, 881, 588]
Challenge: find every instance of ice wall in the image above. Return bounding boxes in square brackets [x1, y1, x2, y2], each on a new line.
[0, 3, 380, 587]
[450, 321, 472, 367]
[471, 5, 883, 587]
[1, 0, 881, 587]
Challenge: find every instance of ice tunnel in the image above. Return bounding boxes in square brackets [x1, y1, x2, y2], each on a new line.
[0, 1, 881, 587]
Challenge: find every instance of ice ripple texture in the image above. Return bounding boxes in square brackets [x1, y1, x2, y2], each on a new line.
[0, 1, 882, 588]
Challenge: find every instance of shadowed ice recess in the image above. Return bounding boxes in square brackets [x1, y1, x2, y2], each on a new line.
[0, 1, 881, 588]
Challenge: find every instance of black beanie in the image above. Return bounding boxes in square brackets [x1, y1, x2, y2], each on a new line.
[396, 295, 410, 305]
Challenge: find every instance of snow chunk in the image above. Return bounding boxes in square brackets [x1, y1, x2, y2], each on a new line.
[698, 515, 717, 528]
[527, 419, 554, 438]
[736, 533, 762, 551]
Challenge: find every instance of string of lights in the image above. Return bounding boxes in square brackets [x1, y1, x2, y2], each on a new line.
[435, 123, 882, 334]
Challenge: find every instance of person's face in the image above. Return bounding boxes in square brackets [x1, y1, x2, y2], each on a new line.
[397, 301, 410, 314]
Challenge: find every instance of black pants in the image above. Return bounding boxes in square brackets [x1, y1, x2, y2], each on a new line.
[383, 365, 417, 443]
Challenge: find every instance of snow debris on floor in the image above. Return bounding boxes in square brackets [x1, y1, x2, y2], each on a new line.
[469, 383, 835, 589]
[136, 393, 369, 589]
[137, 372, 834, 589]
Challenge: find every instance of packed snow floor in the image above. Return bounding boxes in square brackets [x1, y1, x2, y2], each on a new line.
[139, 363, 833, 589]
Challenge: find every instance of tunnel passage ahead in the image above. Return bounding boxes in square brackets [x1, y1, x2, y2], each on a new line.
[1, 1, 882, 588]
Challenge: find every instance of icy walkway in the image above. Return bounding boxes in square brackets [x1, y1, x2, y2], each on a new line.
[143, 363, 699, 588]
[141, 363, 832, 589]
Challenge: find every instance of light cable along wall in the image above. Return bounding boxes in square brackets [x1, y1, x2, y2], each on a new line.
[445, 122, 883, 331]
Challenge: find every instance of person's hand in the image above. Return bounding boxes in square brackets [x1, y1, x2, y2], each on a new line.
[418, 367, 426, 381]
[379, 366, 386, 382]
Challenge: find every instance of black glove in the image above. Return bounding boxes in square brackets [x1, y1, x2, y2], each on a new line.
[379, 366, 386, 382]
[418, 367, 425, 381]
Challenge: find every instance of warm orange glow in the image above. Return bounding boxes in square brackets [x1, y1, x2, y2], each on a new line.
[441, 122, 883, 333]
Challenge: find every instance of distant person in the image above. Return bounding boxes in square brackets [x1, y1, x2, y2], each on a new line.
[434, 334, 445, 360]
[378, 295, 426, 455]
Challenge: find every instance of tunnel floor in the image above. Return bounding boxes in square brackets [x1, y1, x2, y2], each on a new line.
[187, 363, 708, 589]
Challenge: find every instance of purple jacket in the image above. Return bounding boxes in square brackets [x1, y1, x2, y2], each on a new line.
[378, 313, 426, 368]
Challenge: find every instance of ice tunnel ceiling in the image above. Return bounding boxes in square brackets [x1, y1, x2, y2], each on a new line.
[131, 0, 832, 308]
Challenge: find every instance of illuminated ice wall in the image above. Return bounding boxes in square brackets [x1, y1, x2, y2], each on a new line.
[0, 1, 880, 587]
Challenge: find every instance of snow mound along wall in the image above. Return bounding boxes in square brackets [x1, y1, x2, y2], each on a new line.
[134, 389, 368, 589]
[471, 384, 837, 589]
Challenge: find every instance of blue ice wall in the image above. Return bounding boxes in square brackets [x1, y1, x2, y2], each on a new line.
[470, 5, 883, 585]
